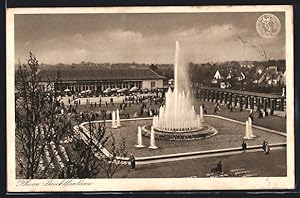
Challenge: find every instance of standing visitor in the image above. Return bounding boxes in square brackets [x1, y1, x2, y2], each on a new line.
[242, 141, 247, 152]
[262, 140, 266, 152]
[258, 109, 263, 118]
[230, 104, 234, 112]
[130, 154, 136, 171]
[217, 161, 223, 174]
[265, 108, 269, 116]
[214, 103, 220, 114]
[264, 141, 270, 154]
[214, 104, 217, 114]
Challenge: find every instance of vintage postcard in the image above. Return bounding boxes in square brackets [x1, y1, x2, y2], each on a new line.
[6, 5, 294, 192]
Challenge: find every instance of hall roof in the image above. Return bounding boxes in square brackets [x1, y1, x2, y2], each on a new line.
[39, 68, 166, 82]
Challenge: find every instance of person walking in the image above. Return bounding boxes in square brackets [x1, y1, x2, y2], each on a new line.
[262, 140, 266, 153]
[130, 154, 136, 171]
[265, 141, 270, 155]
[242, 141, 247, 152]
[214, 103, 220, 114]
[214, 104, 218, 114]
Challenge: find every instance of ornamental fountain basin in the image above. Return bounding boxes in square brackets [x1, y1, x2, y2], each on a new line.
[142, 123, 218, 140]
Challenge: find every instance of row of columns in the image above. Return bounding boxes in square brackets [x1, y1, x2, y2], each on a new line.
[197, 88, 285, 111]
[55, 81, 142, 92]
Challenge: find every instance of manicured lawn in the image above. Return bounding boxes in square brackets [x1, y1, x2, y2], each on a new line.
[192, 99, 286, 132]
[94, 116, 286, 158]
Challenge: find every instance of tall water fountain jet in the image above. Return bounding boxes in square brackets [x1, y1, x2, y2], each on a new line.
[152, 41, 202, 132]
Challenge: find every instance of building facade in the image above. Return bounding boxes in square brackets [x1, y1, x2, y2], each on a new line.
[39, 68, 166, 93]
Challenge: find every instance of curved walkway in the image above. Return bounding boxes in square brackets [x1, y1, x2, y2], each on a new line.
[74, 115, 286, 164]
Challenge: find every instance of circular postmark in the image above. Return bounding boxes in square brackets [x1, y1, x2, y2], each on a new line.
[256, 13, 281, 38]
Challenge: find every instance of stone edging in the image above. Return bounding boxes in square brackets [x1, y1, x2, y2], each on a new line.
[135, 142, 286, 162]
[141, 124, 218, 141]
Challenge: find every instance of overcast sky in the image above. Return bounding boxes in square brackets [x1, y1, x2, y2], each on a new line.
[15, 12, 285, 64]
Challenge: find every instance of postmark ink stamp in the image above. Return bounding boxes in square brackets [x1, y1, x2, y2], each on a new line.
[256, 13, 281, 38]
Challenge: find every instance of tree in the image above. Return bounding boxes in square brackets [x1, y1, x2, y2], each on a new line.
[149, 64, 161, 74]
[15, 53, 72, 179]
[16, 53, 129, 179]
[73, 118, 129, 178]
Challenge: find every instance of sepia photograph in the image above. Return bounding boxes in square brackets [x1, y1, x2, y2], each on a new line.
[6, 5, 294, 191]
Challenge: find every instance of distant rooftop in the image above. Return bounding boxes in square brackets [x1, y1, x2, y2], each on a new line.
[39, 68, 166, 82]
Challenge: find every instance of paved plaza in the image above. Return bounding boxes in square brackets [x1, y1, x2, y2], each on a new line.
[69, 94, 287, 178]
[99, 149, 286, 178]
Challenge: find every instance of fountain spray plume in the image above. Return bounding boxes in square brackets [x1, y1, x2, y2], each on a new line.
[174, 40, 192, 101]
[152, 40, 202, 132]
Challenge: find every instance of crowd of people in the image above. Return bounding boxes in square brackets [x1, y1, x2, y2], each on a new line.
[201, 100, 276, 121]
[55, 94, 165, 125]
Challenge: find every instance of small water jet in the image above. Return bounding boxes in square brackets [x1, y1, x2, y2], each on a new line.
[135, 126, 145, 148]
[148, 126, 158, 149]
[244, 120, 250, 139]
[200, 106, 204, 122]
[244, 117, 256, 139]
[111, 111, 118, 129]
[116, 109, 121, 127]
[248, 117, 256, 138]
